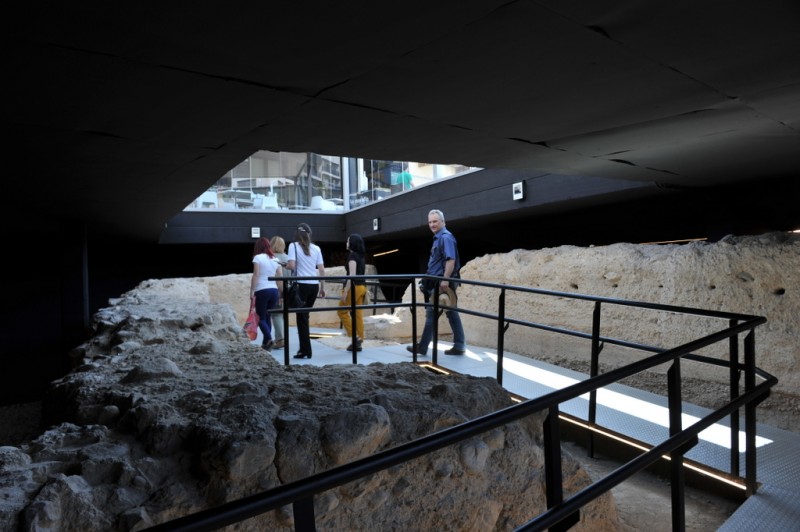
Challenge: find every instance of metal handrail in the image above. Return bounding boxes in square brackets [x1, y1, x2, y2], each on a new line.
[150, 273, 774, 531]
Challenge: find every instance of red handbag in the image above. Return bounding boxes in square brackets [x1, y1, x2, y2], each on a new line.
[243, 297, 259, 341]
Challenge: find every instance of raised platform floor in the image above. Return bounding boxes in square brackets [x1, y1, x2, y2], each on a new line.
[256, 328, 800, 530]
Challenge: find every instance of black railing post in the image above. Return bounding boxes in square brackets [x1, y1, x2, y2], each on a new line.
[667, 359, 686, 532]
[588, 301, 602, 458]
[543, 405, 579, 532]
[431, 279, 440, 364]
[349, 281, 358, 364]
[282, 281, 291, 365]
[368, 281, 377, 316]
[744, 330, 758, 496]
[496, 288, 506, 385]
[543, 405, 562, 510]
[729, 319, 740, 476]
[411, 278, 419, 361]
[293, 496, 316, 531]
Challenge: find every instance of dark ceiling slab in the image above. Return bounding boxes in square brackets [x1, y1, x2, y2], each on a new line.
[3, 0, 799, 240]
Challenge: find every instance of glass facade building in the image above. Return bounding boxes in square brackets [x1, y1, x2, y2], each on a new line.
[185, 150, 477, 213]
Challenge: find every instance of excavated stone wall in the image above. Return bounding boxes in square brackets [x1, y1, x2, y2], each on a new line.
[0, 278, 616, 531]
[214, 232, 799, 432]
[454, 233, 798, 398]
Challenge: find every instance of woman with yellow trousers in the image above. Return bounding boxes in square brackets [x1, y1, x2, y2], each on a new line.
[337, 234, 367, 351]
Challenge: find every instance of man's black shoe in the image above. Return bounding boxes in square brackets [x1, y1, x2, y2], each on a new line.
[406, 346, 427, 356]
[444, 347, 466, 355]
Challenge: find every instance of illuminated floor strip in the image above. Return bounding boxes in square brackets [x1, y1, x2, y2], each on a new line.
[487, 353, 772, 449]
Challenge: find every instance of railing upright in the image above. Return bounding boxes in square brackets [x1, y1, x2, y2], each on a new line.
[729, 319, 741, 475]
[744, 330, 758, 495]
[496, 287, 506, 385]
[431, 283, 440, 364]
[293, 497, 316, 531]
[588, 301, 602, 458]
[543, 405, 578, 532]
[349, 282, 358, 364]
[282, 283, 291, 365]
[410, 278, 419, 361]
[667, 360, 687, 531]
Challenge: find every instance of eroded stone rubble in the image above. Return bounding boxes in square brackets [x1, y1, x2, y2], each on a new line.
[0, 279, 617, 531]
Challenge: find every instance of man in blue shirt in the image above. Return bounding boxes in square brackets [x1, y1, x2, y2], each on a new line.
[407, 209, 467, 356]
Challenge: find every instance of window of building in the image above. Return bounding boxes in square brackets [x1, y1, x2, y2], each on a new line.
[184, 150, 478, 212]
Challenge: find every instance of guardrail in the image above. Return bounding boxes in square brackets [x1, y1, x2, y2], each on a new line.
[150, 274, 774, 531]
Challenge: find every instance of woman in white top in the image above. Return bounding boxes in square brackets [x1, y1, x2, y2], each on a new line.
[287, 223, 325, 359]
[250, 237, 283, 350]
[269, 235, 290, 349]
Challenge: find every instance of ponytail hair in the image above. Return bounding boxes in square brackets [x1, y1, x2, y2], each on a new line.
[295, 223, 312, 255]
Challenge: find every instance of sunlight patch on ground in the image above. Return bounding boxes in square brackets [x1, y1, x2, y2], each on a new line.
[484, 352, 772, 449]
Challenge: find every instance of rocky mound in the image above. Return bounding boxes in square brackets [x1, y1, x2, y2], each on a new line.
[0, 278, 616, 531]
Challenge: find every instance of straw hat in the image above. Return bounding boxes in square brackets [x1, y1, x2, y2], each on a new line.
[437, 286, 458, 308]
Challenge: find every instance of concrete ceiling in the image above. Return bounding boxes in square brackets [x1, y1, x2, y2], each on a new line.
[5, 1, 800, 241]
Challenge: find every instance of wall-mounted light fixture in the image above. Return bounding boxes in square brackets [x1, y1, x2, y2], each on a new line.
[373, 218, 380, 231]
[251, 227, 261, 238]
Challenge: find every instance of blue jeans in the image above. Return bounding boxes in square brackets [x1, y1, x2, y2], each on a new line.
[254, 288, 279, 344]
[418, 300, 465, 354]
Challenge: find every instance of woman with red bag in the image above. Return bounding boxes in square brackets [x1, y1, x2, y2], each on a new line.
[250, 237, 283, 350]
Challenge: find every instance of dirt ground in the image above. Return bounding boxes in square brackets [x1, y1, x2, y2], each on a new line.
[561, 440, 740, 531]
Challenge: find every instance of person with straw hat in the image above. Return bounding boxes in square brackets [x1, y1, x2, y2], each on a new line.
[406, 209, 466, 356]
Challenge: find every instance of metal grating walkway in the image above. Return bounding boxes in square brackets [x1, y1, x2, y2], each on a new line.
[260, 328, 800, 530]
